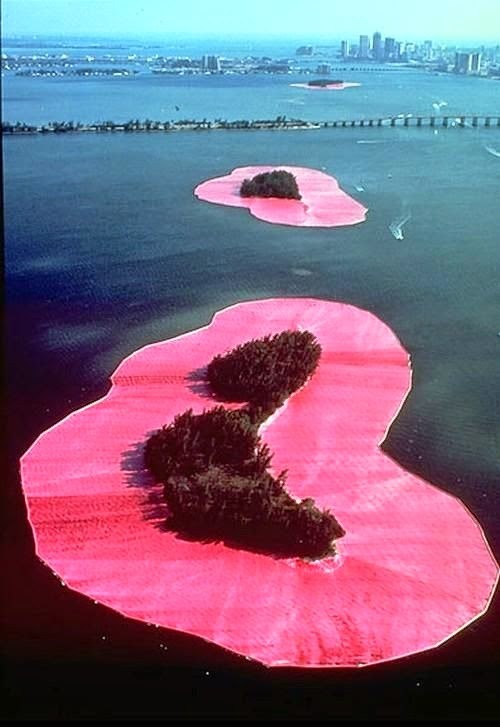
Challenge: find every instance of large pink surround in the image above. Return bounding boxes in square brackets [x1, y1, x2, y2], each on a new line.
[194, 166, 367, 227]
[20, 299, 498, 668]
[290, 82, 361, 90]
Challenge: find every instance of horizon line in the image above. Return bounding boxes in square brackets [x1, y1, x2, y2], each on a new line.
[1, 31, 498, 45]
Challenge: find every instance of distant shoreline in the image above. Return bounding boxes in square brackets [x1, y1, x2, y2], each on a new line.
[1, 119, 321, 134]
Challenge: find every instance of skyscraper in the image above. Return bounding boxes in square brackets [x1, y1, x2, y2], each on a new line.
[202, 55, 221, 72]
[470, 52, 482, 73]
[372, 32, 382, 61]
[341, 40, 350, 58]
[359, 35, 370, 59]
[454, 51, 481, 74]
[384, 37, 396, 61]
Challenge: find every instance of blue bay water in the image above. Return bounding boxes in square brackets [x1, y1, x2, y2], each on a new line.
[3, 66, 500, 125]
[5, 125, 499, 531]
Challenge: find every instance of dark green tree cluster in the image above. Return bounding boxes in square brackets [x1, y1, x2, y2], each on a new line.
[164, 467, 343, 557]
[308, 79, 343, 87]
[145, 406, 271, 482]
[240, 170, 302, 200]
[144, 330, 345, 559]
[207, 330, 321, 417]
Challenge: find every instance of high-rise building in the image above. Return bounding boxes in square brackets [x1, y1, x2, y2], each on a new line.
[372, 32, 382, 61]
[384, 37, 396, 60]
[470, 52, 482, 73]
[340, 40, 350, 58]
[317, 63, 332, 75]
[405, 42, 416, 61]
[423, 40, 433, 61]
[454, 51, 482, 74]
[358, 35, 370, 59]
[202, 55, 221, 72]
[455, 52, 470, 73]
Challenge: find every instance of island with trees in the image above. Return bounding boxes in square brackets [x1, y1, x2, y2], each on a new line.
[308, 78, 343, 87]
[239, 169, 302, 200]
[195, 164, 368, 227]
[145, 329, 345, 559]
[20, 296, 499, 667]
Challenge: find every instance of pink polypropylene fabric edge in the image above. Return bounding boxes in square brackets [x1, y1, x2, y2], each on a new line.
[194, 166, 368, 227]
[20, 298, 499, 668]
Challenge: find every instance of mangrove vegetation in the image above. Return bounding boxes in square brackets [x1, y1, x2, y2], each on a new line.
[145, 330, 345, 559]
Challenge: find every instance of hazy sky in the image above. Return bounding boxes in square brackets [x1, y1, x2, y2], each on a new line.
[2, 0, 500, 43]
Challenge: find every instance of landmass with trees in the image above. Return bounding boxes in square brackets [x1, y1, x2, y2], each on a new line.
[307, 78, 343, 86]
[240, 170, 302, 200]
[145, 330, 345, 559]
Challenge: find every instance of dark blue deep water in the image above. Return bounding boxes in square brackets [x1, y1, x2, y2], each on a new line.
[3, 37, 500, 720]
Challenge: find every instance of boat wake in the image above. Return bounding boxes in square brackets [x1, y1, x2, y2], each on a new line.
[389, 212, 411, 240]
[432, 100, 448, 113]
[485, 145, 500, 158]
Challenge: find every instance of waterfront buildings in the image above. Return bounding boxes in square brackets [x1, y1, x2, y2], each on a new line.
[384, 37, 396, 61]
[454, 51, 482, 74]
[202, 55, 221, 72]
[358, 35, 370, 59]
[372, 32, 383, 61]
[341, 40, 350, 59]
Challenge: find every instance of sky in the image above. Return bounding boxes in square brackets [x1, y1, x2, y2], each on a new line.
[2, 0, 500, 43]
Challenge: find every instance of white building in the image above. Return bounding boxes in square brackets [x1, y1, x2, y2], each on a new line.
[358, 35, 370, 59]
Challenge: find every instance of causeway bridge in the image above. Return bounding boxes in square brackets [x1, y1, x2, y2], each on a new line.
[2, 114, 499, 135]
[323, 115, 500, 128]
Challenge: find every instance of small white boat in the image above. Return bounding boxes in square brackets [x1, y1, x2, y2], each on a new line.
[389, 213, 411, 240]
[485, 145, 500, 158]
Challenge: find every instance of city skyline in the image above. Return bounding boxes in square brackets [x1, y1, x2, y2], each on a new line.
[2, 0, 500, 44]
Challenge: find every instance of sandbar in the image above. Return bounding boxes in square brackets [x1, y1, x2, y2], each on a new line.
[20, 298, 498, 668]
[194, 166, 367, 227]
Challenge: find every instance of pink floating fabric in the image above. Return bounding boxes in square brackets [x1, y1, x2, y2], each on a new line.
[194, 166, 367, 227]
[289, 82, 361, 90]
[20, 299, 498, 668]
